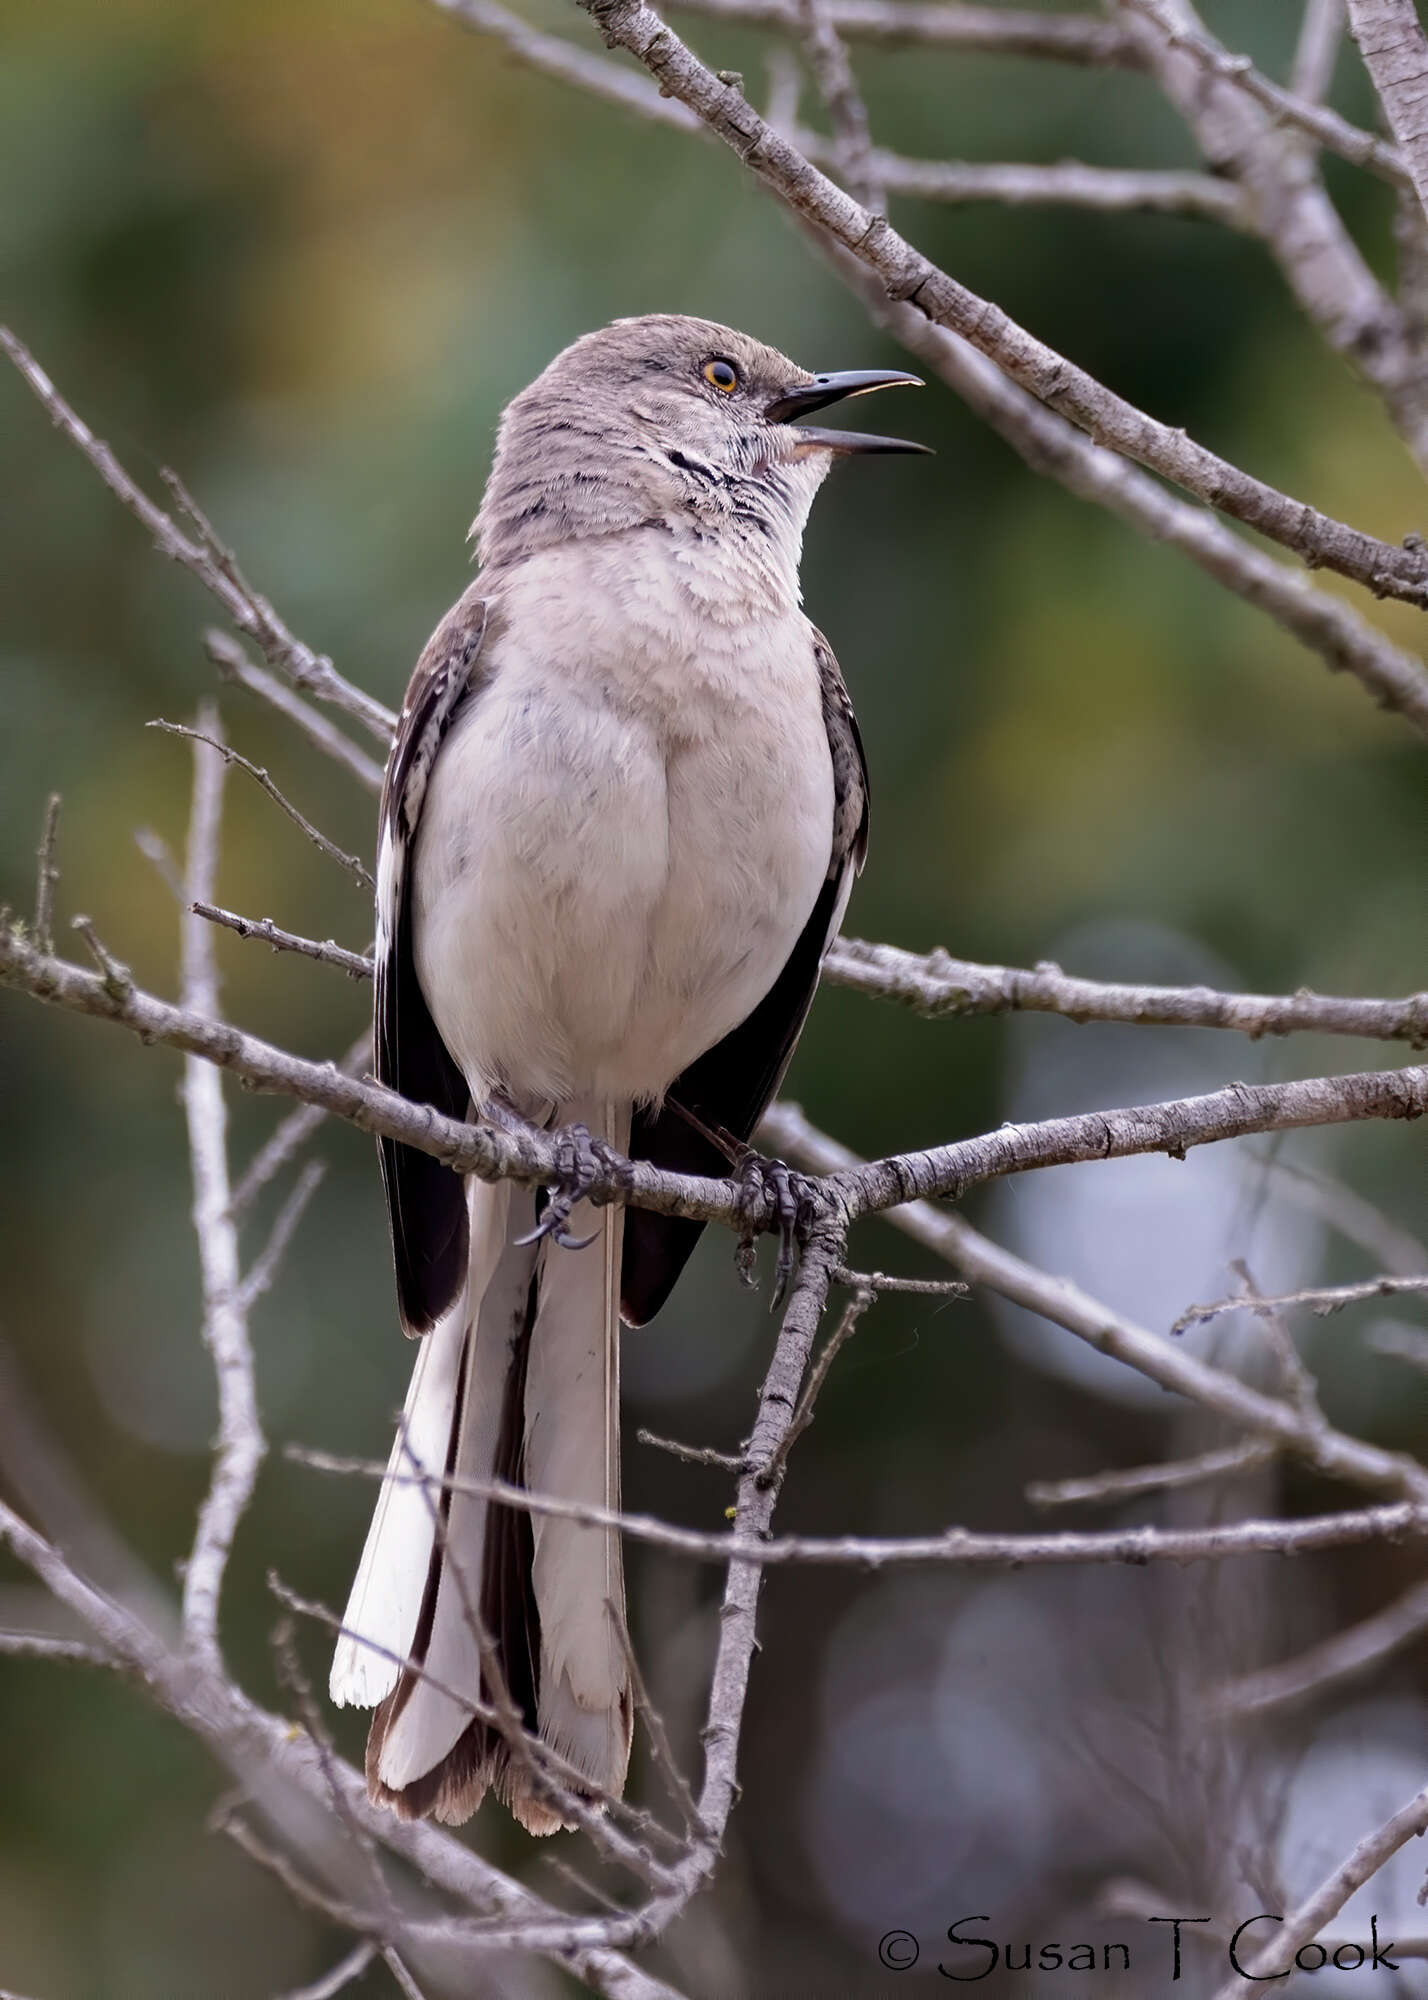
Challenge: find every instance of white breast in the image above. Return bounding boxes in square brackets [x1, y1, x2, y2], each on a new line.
[411, 534, 834, 1113]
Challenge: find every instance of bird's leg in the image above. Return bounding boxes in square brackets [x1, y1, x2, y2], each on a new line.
[515, 1119, 629, 1252]
[733, 1148, 820, 1307]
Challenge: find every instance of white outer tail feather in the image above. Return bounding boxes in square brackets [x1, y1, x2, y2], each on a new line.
[330, 1100, 632, 1813]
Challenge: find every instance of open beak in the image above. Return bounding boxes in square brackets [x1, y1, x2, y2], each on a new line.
[764, 367, 931, 455]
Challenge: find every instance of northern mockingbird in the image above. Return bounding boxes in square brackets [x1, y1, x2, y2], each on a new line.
[330, 314, 926, 1832]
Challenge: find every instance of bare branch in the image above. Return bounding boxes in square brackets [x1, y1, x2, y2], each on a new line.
[668, 0, 1140, 65]
[430, 0, 698, 127]
[826, 248, 1428, 734]
[1290, 0, 1344, 104]
[134, 826, 185, 902]
[1117, 0, 1408, 189]
[290, 1445, 1428, 1570]
[635, 1429, 746, 1471]
[0, 1498, 680, 1996]
[1369, 1322, 1428, 1372]
[759, 1102, 1428, 1502]
[825, 936, 1428, 1042]
[1345, 0, 1428, 221]
[0, 329, 394, 743]
[0, 1347, 173, 1630]
[206, 633, 385, 797]
[179, 714, 266, 1672]
[1174, 1270, 1428, 1333]
[1212, 1782, 1428, 1995]
[1217, 1577, 1428, 1718]
[13, 922, 1428, 1252]
[0, 1630, 112, 1667]
[193, 902, 373, 980]
[228, 1031, 372, 1221]
[571, 0, 1428, 607]
[150, 720, 373, 890]
[757, 1276, 875, 1488]
[1027, 1440, 1277, 1510]
[274, 1942, 378, 2000]
[1120, 0, 1428, 468]
[794, 0, 882, 211]
[797, 139, 1247, 222]
[606, 1604, 707, 1836]
[1262, 1155, 1428, 1275]
[270, 1568, 684, 1875]
[32, 793, 60, 956]
[831, 1264, 967, 1296]
[69, 914, 131, 999]
[239, 1161, 326, 1310]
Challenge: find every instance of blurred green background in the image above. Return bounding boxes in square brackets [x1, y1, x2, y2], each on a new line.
[6, 0, 1428, 1992]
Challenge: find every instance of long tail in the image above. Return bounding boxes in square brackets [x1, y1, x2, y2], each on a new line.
[330, 1098, 632, 1832]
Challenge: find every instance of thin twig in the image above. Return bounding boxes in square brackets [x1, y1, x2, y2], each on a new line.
[824, 936, 1428, 1043]
[758, 1278, 875, 1489]
[1369, 1322, 1428, 1373]
[206, 632, 386, 795]
[1261, 1155, 1428, 1277]
[1212, 1781, 1428, 1995]
[134, 827, 185, 902]
[760, 1102, 1428, 1503]
[1230, 1259, 1324, 1418]
[150, 720, 373, 890]
[1174, 1270, 1428, 1334]
[1216, 1577, 1428, 1718]
[669, 0, 1140, 65]
[271, 1568, 683, 1873]
[193, 902, 374, 979]
[16, 923, 1428, 1253]
[289, 1444, 1428, 1569]
[606, 1602, 706, 1835]
[826, 244, 1428, 735]
[795, 0, 882, 211]
[201, 909, 1428, 1052]
[832, 1264, 968, 1296]
[274, 1942, 378, 2000]
[0, 329, 394, 743]
[574, 0, 1428, 609]
[32, 794, 60, 955]
[1117, 0, 1408, 188]
[797, 136, 1246, 222]
[228, 1031, 372, 1222]
[69, 915, 131, 999]
[239, 1161, 327, 1310]
[179, 712, 266, 1670]
[1120, 0, 1428, 472]
[0, 1498, 677, 1996]
[635, 1429, 746, 1471]
[1290, 0, 1343, 102]
[1027, 1440, 1277, 1510]
[0, 1630, 112, 1667]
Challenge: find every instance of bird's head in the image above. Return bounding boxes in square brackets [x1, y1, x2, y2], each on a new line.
[474, 314, 927, 576]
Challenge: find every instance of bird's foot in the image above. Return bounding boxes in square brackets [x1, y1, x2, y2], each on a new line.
[733, 1150, 820, 1308]
[516, 1122, 610, 1251]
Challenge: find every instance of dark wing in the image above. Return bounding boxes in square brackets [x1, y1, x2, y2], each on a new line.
[621, 629, 870, 1328]
[375, 590, 490, 1336]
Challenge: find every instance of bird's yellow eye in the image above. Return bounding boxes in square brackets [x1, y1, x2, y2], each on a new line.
[703, 358, 739, 393]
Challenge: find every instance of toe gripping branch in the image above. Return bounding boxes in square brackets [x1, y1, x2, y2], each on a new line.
[734, 1151, 822, 1308]
[516, 1121, 628, 1251]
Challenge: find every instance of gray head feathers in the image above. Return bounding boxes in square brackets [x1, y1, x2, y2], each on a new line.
[473, 314, 833, 575]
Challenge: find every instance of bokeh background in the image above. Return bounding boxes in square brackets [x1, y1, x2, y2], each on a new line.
[5, 0, 1428, 1991]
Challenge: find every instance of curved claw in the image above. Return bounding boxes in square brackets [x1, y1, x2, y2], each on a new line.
[514, 1122, 604, 1252]
[733, 1150, 817, 1308]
